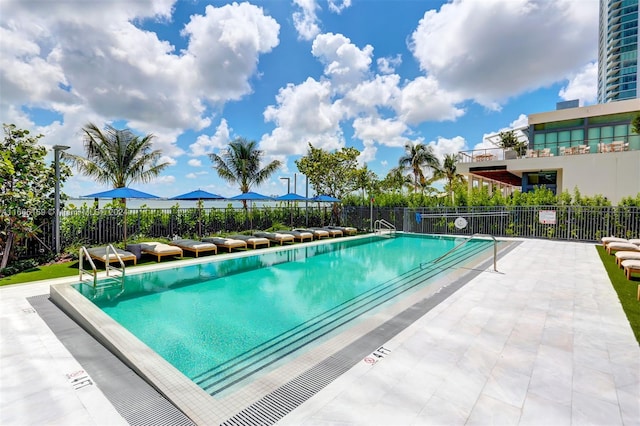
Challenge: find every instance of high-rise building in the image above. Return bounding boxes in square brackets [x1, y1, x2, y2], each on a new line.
[597, 0, 639, 103]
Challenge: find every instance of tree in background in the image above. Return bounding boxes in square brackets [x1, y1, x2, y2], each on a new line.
[209, 137, 281, 209]
[354, 165, 378, 203]
[295, 143, 360, 200]
[398, 142, 440, 193]
[0, 124, 70, 269]
[63, 123, 169, 204]
[632, 113, 640, 134]
[296, 144, 360, 224]
[497, 130, 527, 157]
[380, 167, 412, 193]
[432, 153, 466, 203]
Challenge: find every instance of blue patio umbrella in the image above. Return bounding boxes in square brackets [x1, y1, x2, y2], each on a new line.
[229, 191, 273, 201]
[170, 189, 224, 201]
[170, 189, 224, 236]
[229, 191, 273, 229]
[85, 187, 160, 200]
[311, 194, 341, 202]
[275, 193, 310, 202]
[84, 187, 159, 244]
[275, 193, 309, 226]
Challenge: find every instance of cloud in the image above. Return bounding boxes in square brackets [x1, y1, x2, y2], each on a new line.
[182, 3, 280, 103]
[158, 155, 177, 166]
[399, 76, 465, 124]
[188, 159, 202, 167]
[377, 55, 402, 74]
[261, 77, 344, 156]
[293, 0, 321, 41]
[188, 119, 231, 157]
[409, 0, 598, 108]
[311, 33, 373, 93]
[559, 61, 598, 105]
[1, 1, 278, 165]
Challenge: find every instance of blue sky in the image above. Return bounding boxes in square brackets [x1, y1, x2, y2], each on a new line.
[1, 0, 599, 198]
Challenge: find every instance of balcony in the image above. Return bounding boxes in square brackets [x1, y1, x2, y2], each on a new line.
[459, 140, 636, 164]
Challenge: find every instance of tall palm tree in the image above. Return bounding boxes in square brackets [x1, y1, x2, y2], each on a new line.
[433, 153, 465, 202]
[63, 123, 169, 198]
[209, 137, 281, 209]
[398, 142, 440, 193]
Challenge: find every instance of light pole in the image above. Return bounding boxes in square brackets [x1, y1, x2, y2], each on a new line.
[53, 145, 70, 254]
[279, 177, 290, 193]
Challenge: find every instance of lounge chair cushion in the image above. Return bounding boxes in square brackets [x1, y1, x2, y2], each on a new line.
[87, 246, 137, 264]
[607, 242, 640, 254]
[602, 236, 628, 245]
[171, 239, 216, 250]
[621, 259, 640, 280]
[614, 251, 640, 265]
[229, 235, 270, 248]
[201, 237, 247, 251]
[140, 242, 183, 260]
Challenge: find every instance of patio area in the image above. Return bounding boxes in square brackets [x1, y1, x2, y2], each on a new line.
[1, 238, 638, 425]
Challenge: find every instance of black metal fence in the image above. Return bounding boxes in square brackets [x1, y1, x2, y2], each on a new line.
[403, 206, 640, 242]
[13, 205, 640, 258]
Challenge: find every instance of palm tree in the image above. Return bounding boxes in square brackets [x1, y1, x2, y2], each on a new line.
[63, 123, 169, 202]
[398, 142, 440, 193]
[209, 137, 281, 209]
[433, 153, 465, 202]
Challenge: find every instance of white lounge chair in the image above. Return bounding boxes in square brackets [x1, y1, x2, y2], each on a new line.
[140, 242, 184, 262]
[253, 231, 295, 245]
[202, 237, 247, 252]
[228, 235, 270, 249]
[170, 239, 217, 257]
[279, 230, 314, 242]
[87, 246, 137, 265]
[614, 251, 640, 266]
[607, 242, 640, 255]
[294, 228, 329, 239]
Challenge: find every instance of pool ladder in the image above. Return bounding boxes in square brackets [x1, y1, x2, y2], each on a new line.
[374, 219, 396, 236]
[79, 244, 126, 290]
[421, 233, 498, 272]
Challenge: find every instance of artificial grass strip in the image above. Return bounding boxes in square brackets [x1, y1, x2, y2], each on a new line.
[0, 261, 80, 286]
[596, 245, 640, 345]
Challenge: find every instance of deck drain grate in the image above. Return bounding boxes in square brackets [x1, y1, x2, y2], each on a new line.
[27, 294, 194, 426]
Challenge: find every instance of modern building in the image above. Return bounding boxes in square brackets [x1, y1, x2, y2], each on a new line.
[597, 0, 639, 103]
[457, 99, 640, 204]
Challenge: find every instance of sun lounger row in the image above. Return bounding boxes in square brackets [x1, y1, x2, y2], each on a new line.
[85, 226, 359, 265]
[602, 237, 640, 293]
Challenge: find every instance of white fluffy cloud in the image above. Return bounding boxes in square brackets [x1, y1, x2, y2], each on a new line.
[559, 61, 598, 105]
[409, 0, 598, 108]
[188, 119, 231, 157]
[293, 0, 321, 41]
[0, 1, 278, 152]
[188, 159, 202, 167]
[312, 33, 373, 93]
[262, 78, 344, 156]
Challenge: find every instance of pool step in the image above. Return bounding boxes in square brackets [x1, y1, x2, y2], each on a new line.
[193, 240, 493, 395]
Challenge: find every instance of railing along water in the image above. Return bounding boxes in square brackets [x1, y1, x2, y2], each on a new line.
[421, 233, 498, 272]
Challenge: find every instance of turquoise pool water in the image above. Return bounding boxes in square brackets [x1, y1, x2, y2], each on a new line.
[76, 234, 492, 395]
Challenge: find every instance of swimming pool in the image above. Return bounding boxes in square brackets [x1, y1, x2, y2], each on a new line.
[52, 233, 502, 424]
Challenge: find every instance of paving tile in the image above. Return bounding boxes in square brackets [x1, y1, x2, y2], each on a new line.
[2, 239, 639, 425]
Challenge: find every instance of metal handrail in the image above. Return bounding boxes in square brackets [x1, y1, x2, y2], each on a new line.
[105, 243, 126, 281]
[79, 246, 98, 287]
[79, 245, 126, 289]
[374, 219, 396, 234]
[424, 233, 498, 272]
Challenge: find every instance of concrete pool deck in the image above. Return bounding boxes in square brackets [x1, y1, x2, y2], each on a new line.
[1, 238, 639, 425]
